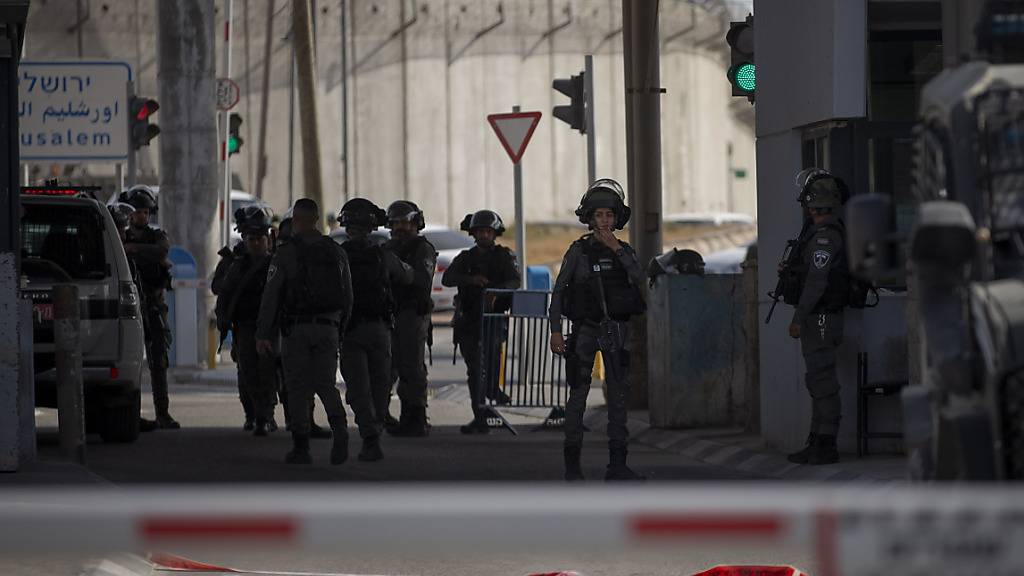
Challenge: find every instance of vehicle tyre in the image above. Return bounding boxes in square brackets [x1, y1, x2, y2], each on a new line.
[100, 392, 141, 443]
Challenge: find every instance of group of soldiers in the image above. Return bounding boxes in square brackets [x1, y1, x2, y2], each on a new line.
[108, 170, 852, 480]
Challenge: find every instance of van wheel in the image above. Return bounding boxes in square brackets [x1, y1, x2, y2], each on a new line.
[100, 393, 141, 443]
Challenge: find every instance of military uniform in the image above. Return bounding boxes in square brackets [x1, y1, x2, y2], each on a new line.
[124, 223, 175, 426]
[257, 230, 353, 464]
[442, 244, 519, 428]
[792, 217, 846, 440]
[213, 243, 256, 427]
[340, 235, 413, 458]
[550, 235, 645, 455]
[217, 248, 278, 434]
[386, 234, 437, 434]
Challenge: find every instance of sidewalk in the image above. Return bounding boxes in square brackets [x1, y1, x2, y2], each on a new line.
[585, 407, 908, 483]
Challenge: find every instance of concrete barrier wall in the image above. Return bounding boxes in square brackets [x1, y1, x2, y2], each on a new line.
[648, 274, 749, 428]
[21, 0, 757, 228]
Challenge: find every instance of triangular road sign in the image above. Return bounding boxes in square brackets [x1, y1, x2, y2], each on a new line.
[487, 111, 542, 164]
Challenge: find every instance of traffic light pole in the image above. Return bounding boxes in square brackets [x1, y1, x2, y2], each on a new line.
[125, 81, 136, 188]
[513, 105, 526, 289]
[585, 55, 596, 185]
[220, 0, 234, 248]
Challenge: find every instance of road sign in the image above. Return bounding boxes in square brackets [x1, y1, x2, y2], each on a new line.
[216, 77, 240, 111]
[18, 61, 132, 161]
[487, 111, 542, 165]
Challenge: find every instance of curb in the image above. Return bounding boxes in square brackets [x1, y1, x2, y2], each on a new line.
[584, 407, 906, 484]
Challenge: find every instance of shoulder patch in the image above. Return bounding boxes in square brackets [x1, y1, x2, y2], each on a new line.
[816, 237, 831, 245]
[267, 263, 278, 281]
[812, 250, 831, 270]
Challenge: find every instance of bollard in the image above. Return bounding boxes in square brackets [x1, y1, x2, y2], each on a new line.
[53, 284, 85, 464]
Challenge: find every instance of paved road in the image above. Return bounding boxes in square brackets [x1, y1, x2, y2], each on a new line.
[32, 321, 762, 484]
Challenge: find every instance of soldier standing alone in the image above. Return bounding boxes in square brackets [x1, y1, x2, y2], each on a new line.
[549, 179, 646, 482]
[784, 169, 850, 466]
[256, 199, 353, 465]
[119, 185, 179, 430]
[442, 210, 519, 434]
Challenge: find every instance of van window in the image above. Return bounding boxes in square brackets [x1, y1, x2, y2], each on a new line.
[21, 204, 108, 280]
[424, 230, 474, 251]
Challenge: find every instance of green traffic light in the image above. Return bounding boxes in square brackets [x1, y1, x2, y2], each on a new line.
[731, 62, 756, 92]
[228, 136, 241, 155]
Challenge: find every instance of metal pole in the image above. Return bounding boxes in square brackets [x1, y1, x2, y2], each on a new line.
[288, 42, 295, 207]
[340, 0, 349, 203]
[254, 0, 275, 201]
[54, 284, 85, 464]
[221, 0, 235, 247]
[513, 105, 526, 289]
[293, 0, 325, 223]
[126, 81, 136, 188]
[585, 54, 596, 185]
[115, 163, 124, 194]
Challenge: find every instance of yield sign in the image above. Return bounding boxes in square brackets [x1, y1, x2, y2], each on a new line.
[487, 111, 542, 164]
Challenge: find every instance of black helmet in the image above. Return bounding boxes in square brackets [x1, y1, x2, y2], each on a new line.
[795, 168, 849, 209]
[277, 208, 294, 240]
[338, 198, 387, 230]
[108, 202, 135, 230]
[234, 205, 273, 235]
[460, 210, 505, 236]
[386, 200, 425, 230]
[575, 178, 630, 230]
[118, 185, 158, 213]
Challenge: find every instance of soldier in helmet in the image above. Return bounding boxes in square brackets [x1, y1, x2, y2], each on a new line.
[337, 198, 414, 461]
[256, 198, 353, 465]
[442, 210, 520, 434]
[549, 179, 646, 482]
[118, 185, 179, 429]
[784, 168, 850, 466]
[215, 206, 279, 437]
[384, 200, 438, 437]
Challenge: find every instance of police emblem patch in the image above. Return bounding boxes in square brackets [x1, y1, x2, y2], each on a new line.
[813, 250, 831, 269]
[267, 264, 278, 280]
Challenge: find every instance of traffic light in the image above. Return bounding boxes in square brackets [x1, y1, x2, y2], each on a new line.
[129, 97, 160, 149]
[726, 14, 755, 102]
[552, 72, 586, 134]
[228, 113, 243, 156]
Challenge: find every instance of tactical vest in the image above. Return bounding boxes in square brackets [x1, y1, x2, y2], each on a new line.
[454, 245, 515, 323]
[786, 222, 852, 311]
[285, 236, 347, 316]
[564, 239, 645, 322]
[230, 254, 270, 322]
[390, 236, 435, 314]
[342, 239, 393, 326]
[125, 225, 171, 291]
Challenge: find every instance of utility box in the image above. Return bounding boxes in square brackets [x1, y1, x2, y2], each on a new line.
[647, 274, 750, 428]
[168, 246, 199, 367]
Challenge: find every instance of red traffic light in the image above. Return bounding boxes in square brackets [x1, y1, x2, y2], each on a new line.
[133, 98, 159, 121]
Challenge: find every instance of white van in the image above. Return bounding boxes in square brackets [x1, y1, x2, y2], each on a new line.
[21, 189, 145, 443]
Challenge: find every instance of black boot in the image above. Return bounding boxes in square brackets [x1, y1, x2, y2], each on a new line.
[460, 416, 490, 435]
[331, 430, 349, 465]
[604, 445, 645, 482]
[309, 422, 333, 439]
[267, 417, 279, 432]
[285, 433, 312, 464]
[155, 412, 181, 429]
[139, 418, 157, 432]
[564, 446, 584, 482]
[808, 434, 839, 465]
[391, 406, 429, 437]
[787, 432, 817, 464]
[383, 409, 400, 434]
[253, 420, 269, 437]
[243, 418, 255, 431]
[358, 435, 384, 462]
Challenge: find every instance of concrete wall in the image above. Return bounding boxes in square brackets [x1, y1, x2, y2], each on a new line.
[20, 0, 756, 228]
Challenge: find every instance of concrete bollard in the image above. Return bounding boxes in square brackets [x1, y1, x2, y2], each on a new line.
[53, 284, 85, 464]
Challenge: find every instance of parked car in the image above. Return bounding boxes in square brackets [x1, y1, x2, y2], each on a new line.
[329, 224, 475, 312]
[21, 188, 145, 443]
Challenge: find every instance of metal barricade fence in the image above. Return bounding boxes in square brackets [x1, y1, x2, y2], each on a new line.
[479, 289, 566, 433]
